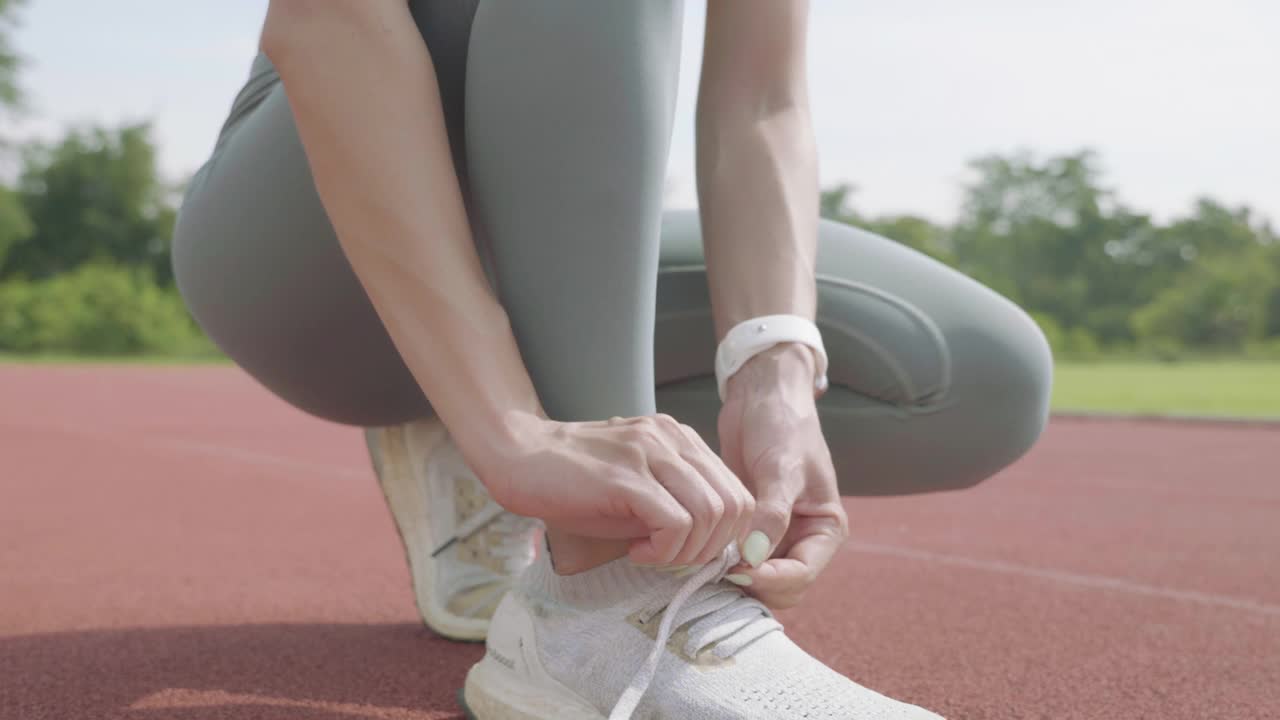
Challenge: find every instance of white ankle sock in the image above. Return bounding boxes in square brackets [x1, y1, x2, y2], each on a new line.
[524, 541, 681, 608]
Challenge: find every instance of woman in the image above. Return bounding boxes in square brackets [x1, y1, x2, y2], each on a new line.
[172, 1, 1051, 718]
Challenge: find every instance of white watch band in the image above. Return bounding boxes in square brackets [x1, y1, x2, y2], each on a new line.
[714, 314, 829, 401]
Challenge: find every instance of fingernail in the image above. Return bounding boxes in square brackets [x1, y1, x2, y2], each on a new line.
[725, 573, 753, 586]
[742, 531, 770, 568]
[660, 564, 688, 574]
[674, 565, 699, 578]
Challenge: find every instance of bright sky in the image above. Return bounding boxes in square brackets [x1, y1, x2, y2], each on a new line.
[10, 0, 1279, 224]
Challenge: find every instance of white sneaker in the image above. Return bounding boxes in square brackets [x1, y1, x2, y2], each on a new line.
[461, 541, 945, 719]
[366, 417, 539, 642]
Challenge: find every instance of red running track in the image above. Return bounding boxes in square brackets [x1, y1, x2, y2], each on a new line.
[1, 365, 1277, 719]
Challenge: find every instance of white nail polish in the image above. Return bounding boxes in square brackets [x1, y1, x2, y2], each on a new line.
[742, 531, 770, 568]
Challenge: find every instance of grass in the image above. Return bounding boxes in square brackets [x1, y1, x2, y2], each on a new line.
[1051, 361, 1280, 419]
[3, 354, 1279, 419]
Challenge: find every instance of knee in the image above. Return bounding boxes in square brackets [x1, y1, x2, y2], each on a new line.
[991, 306, 1054, 458]
[169, 182, 214, 341]
[170, 195, 429, 429]
[949, 297, 1055, 486]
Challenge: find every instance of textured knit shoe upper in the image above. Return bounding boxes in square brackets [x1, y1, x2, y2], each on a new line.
[498, 544, 944, 719]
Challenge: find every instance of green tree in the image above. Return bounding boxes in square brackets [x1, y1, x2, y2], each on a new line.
[2, 122, 178, 283]
[820, 183, 953, 264]
[0, 0, 24, 112]
[1131, 200, 1280, 352]
[1132, 250, 1278, 352]
[0, 0, 29, 265]
[819, 184, 856, 221]
[1263, 242, 1280, 339]
[0, 262, 209, 355]
[0, 183, 31, 266]
[1111, 198, 1267, 309]
[825, 151, 1280, 356]
[950, 150, 1156, 345]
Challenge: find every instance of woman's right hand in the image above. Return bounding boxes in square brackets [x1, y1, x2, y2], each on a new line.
[477, 412, 756, 567]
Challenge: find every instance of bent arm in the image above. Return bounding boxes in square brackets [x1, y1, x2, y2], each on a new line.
[260, 0, 543, 476]
[697, 0, 820, 388]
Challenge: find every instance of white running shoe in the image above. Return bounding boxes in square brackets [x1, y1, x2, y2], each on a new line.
[366, 417, 540, 642]
[461, 540, 944, 719]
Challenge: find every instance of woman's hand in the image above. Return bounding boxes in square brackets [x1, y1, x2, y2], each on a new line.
[478, 411, 756, 568]
[717, 342, 849, 609]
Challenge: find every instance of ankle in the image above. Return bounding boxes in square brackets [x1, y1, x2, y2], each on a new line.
[544, 528, 630, 575]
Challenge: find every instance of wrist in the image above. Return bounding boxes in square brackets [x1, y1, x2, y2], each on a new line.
[723, 342, 821, 401]
[452, 405, 547, 493]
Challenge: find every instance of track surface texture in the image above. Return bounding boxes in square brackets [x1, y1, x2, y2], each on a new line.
[2, 366, 1277, 719]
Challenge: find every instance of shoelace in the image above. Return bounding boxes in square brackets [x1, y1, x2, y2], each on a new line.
[608, 544, 783, 720]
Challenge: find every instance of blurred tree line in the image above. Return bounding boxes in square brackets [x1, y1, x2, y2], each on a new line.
[0, 1, 209, 355]
[822, 151, 1280, 360]
[0, 122, 207, 355]
[0, 1, 1276, 359]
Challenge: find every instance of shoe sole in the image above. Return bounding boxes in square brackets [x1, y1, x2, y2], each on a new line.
[461, 656, 604, 720]
[367, 422, 491, 643]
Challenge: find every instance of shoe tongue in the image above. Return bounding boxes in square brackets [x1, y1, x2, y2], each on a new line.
[517, 545, 683, 610]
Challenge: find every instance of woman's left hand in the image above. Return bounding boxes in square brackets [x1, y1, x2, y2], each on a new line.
[716, 342, 849, 609]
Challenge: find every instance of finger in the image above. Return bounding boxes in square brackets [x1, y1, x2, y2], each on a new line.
[708, 415, 757, 550]
[673, 419, 754, 554]
[647, 447, 723, 565]
[727, 559, 806, 609]
[675, 424, 753, 566]
[740, 449, 803, 567]
[619, 467, 693, 566]
[558, 515, 649, 540]
[729, 527, 844, 608]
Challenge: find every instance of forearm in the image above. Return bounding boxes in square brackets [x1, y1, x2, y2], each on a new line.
[696, 99, 820, 341]
[260, 2, 543, 468]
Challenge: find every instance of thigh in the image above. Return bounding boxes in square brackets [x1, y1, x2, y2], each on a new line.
[653, 209, 1053, 496]
[173, 3, 482, 427]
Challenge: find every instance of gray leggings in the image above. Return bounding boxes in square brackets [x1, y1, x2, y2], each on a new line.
[172, 0, 1052, 496]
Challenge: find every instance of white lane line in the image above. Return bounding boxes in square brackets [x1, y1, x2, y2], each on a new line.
[846, 540, 1280, 616]
[2, 419, 369, 482]
[129, 688, 447, 719]
[157, 439, 369, 481]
